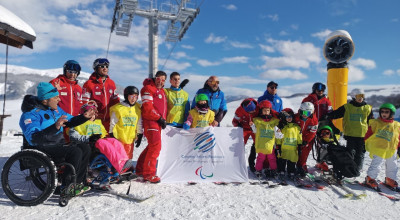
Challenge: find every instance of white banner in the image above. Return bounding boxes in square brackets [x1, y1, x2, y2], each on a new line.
[157, 126, 248, 183]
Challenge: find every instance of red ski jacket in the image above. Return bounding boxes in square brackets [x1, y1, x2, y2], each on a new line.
[82, 73, 120, 123]
[294, 113, 318, 143]
[141, 78, 167, 129]
[302, 93, 332, 120]
[50, 75, 82, 116]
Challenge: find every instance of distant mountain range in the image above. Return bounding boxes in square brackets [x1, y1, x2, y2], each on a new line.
[1, 64, 399, 118]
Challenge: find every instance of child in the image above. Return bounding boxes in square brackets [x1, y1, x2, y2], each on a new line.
[183, 94, 215, 129]
[69, 101, 133, 174]
[232, 98, 258, 172]
[276, 108, 303, 179]
[250, 100, 280, 178]
[364, 103, 400, 191]
[315, 125, 335, 171]
[109, 86, 143, 159]
[294, 102, 318, 176]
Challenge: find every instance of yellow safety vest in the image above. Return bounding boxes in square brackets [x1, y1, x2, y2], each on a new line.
[109, 102, 141, 144]
[276, 123, 303, 163]
[74, 119, 107, 138]
[253, 117, 279, 154]
[343, 103, 371, 137]
[188, 108, 215, 128]
[366, 119, 400, 159]
[164, 88, 189, 125]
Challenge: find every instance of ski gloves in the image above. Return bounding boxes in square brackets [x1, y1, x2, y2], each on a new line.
[89, 134, 101, 144]
[135, 133, 143, 148]
[157, 117, 167, 129]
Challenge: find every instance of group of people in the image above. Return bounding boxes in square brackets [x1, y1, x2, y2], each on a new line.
[18, 57, 400, 193]
[233, 81, 400, 190]
[19, 58, 229, 194]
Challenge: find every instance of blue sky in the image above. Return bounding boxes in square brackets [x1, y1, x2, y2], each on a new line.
[1, 0, 399, 98]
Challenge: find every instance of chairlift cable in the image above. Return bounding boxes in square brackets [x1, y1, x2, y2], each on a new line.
[160, 41, 178, 70]
[106, 31, 113, 59]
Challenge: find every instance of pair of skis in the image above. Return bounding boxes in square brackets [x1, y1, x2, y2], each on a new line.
[317, 175, 366, 200]
[353, 180, 400, 201]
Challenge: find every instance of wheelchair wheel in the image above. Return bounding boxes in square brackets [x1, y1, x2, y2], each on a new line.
[1, 149, 57, 206]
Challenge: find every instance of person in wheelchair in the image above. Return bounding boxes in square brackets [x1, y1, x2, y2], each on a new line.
[19, 82, 95, 195]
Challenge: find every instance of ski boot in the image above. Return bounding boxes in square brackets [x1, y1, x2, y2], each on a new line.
[384, 177, 400, 192]
[365, 176, 380, 191]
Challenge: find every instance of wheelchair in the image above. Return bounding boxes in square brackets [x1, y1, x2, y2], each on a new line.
[1, 133, 77, 207]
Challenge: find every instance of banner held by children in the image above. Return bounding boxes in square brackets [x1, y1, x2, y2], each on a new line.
[158, 126, 248, 183]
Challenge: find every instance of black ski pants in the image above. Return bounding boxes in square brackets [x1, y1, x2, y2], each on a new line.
[344, 136, 365, 177]
[35, 143, 91, 185]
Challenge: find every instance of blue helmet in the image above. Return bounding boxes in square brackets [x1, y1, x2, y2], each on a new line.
[93, 58, 110, 70]
[312, 82, 326, 93]
[63, 60, 81, 76]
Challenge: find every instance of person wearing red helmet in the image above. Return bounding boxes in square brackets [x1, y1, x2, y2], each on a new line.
[250, 100, 280, 178]
[232, 98, 258, 172]
[135, 71, 168, 183]
[294, 102, 318, 177]
[82, 58, 120, 130]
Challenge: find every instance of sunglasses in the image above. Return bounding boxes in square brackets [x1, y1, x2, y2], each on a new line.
[66, 70, 78, 74]
[156, 77, 166, 82]
[380, 110, 391, 114]
[316, 89, 325, 92]
[286, 115, 292, 119]
[98, 65, 109, 69]
[209, 80, 220, 85]
[269, 86, 277, 89]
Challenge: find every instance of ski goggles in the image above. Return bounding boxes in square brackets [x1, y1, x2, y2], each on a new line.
[81, 100, 98, 114]
[316, 84, 326, 91]
[355, 94, 364, 99]
[300, 110, 312, 117]
[320, 130, 331, 136]
[65, 63, 81, 72]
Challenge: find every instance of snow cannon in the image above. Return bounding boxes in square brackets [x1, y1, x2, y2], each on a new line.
[323, 30, 355, 131]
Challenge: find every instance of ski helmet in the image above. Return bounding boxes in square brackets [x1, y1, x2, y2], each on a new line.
[279, 108, 294, 121]
[299, 102, 314, 117]
[312, 82, 326, 93]
[63, 60, 81, 76]
[93, 58, 110, 70]
[379, 103, 396, 118]
[318, 125, 332, 133]
[123, 86, 139, 100]
[258, 100, 272, 109]
[195, 93, 209, 102]
[350, 88, 364, 98]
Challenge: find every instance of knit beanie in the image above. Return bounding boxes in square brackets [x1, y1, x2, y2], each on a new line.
[243, 101, 256, 112]
[37, 82, 59, 101]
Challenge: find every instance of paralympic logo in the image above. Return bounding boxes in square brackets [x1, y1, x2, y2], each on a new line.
[195, 166, 213, 179]
[193, 131, 216, 153]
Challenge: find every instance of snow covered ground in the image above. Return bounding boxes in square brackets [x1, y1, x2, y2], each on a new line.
[1, 131, 400, 219]
[1, 98, 400, 219]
